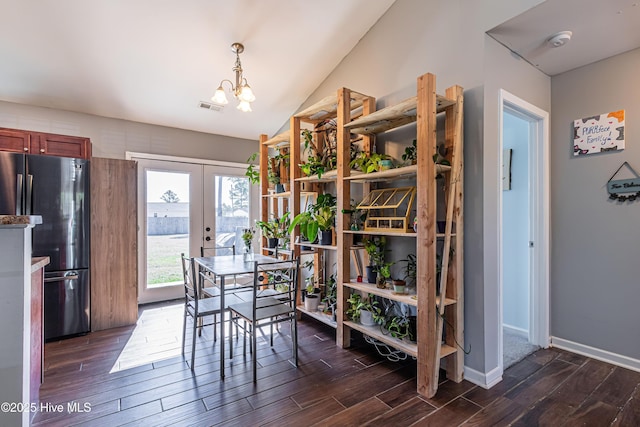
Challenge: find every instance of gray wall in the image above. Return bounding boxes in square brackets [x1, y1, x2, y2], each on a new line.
[291, 0, 548, 374]
[551, 47, 640, 359]
[0, 100, 257, 162]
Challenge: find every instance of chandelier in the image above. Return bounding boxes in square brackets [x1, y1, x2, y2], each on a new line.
[211, 42, 256, 112]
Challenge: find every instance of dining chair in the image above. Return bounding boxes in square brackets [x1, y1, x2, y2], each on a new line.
[181, 253, 227, 371]
[227, 258, 300, 382]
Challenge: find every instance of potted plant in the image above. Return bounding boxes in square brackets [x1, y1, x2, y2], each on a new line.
[400, 253, 417, 287]
[256, 216, 282, 248]
[323, 273, 337, 320]
[241, 226, 255, 260]
[299, 129, 336, 179]
[362, 237, 386, 284]
[350, 151, 394, 173]
[377, 261, 393, 289]
[315, 206, 335, 245]
[392, 277, 406, 294]
[346, 293, 383, 326]
[304, 278, 320, 311]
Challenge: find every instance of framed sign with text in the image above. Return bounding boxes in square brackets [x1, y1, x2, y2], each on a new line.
[573, 110, 625, 156]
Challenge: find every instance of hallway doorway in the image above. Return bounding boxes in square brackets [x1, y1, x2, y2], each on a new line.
[499, 90, 550, 370]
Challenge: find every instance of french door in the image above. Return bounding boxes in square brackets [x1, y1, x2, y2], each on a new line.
[134, 156, 258, 304]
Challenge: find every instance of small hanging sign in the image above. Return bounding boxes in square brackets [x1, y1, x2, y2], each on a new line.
[573, 109, 625, 156]
[607, 162, 640, 202]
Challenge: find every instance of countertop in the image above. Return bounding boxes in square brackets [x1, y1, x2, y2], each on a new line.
[31, 257, 50, 273]
[0, 215, 43, 226]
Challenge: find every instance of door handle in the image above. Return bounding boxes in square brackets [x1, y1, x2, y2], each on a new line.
[16, 174, 23, 215]
[44, 274, 79, 282]
[25, 174, 33, 214]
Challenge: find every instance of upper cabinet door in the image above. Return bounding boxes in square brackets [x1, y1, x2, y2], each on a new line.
[33, 133, 91, 159]
[0, 128, 30, 153]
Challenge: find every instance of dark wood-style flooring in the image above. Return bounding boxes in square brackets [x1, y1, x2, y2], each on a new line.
[33, 301, 640, 426]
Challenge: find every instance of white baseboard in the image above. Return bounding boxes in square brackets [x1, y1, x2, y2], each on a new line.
[551, 337, 640, 373]
[464, 365, 502, 389]
[503, 324, 529, 339]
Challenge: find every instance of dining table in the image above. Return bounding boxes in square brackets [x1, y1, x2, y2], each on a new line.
[193, 253, 280, 379]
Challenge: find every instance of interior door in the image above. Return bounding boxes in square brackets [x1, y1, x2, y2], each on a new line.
[202, 164, 258, 255]
[136, 158, 203, 304]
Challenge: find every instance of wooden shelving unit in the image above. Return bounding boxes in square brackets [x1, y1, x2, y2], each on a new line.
[257, 73, 463, 399]
[337, 72, 464, 399]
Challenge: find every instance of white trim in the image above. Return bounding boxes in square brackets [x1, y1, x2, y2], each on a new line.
[126, 151, 250, 170]
[498, 89, 550, 377]
[503, 324, 529, 339]
[551, 337, 640, 373]
[464, 365, 503, 389]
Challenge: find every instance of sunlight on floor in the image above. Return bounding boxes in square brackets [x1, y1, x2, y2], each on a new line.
[110, 302, 184, 373]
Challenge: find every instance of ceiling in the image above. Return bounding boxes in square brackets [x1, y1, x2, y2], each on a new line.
[0, 0, 395, 140]
[488, 0, 640, 76]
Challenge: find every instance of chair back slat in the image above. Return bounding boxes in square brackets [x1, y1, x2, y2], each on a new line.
[181, 253, 199, 306]
[252, 258, 299, 318]
[200, 244, 236, 257]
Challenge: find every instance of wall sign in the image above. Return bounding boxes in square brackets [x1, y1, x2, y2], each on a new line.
[573, 109, 625, 156]
[607, 162, 640, 202]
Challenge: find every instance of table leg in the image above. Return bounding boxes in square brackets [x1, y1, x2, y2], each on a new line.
[220, 276, 225, 379]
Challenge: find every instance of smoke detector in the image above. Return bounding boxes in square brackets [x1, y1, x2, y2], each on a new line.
[547, 31, 572, 48]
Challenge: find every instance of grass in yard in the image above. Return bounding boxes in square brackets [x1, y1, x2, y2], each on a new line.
[147, 234, 188, 286]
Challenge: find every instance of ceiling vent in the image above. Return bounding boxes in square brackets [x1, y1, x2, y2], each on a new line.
[198, 101, 224, 112]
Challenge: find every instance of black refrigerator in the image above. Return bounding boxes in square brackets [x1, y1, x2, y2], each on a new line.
[0, 152, 90, 340]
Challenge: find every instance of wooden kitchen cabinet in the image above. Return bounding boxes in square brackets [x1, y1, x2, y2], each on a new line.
[0, 127, 91, 159]
[32, 132, 91, 159]
[0, 128, 32, 153]
[90, 157, 138, 331]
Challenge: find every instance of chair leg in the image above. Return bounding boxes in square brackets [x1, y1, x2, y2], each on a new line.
[191, 315, 197, 371]
[213, 314, 217, 342]
[252, 324, 258, 382]
[270, 321, 274, 347]
[292, 317, 298, 367]
[229, 314, 234, 360]
[181, 307, 187, 356]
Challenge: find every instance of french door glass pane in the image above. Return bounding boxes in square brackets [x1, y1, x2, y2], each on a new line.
[214, 176, 250, 253]
[146, 170, 190, 288]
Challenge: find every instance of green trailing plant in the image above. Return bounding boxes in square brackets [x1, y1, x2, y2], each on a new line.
[385, 315, 413, 340]
[377, 261, 393, 281]
[323, 273, 337, 313]
[245, 152, 259, 184]
[346, 293, 384, 324]
[350, 151, 393, 173]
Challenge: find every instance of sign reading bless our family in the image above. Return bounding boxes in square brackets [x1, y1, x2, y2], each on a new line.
[573, 109, 625, 156]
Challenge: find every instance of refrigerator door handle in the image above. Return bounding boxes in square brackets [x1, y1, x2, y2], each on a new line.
[26, 174, 33, 215]
[44, 274, 79, 282]
[16, 173, 23, 215]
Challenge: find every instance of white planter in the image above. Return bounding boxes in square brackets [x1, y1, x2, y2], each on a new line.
[360, 309, 376, 326]
[304, 294, 320, 311]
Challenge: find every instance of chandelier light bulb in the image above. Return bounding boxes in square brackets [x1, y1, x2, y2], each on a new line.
[237, 100, 252, 112]
[211, 86, 229, 105]
[239, 84, 256, 103]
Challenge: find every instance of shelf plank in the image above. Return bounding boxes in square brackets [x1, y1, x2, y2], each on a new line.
[344, 230, 416, 237]
[295, 169, 362, 183]
[294, 91, 370, 123]
[343, 164, 451, 183]
[297, 305, 336, 328]
[261, 247, 314, 256]
[343, 282, 457, 307]
[344, 320, 417, 357]
[344, 281, 417, 307]
[294, 242, 337, 251]
[262, 131, 290, 147]
[345, 95, 456, 135]
[440, 344, 457, 358]
[261, 191, 317, 199]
